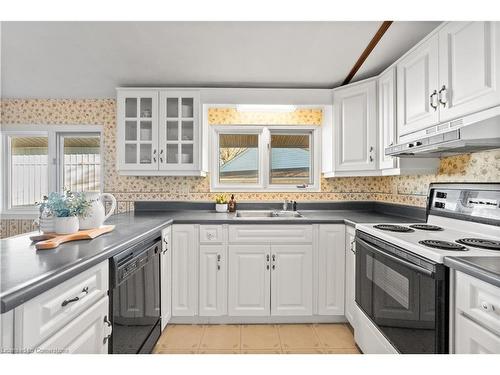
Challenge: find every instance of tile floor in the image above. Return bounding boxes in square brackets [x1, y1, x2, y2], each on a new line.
[153, 323, 361, 354]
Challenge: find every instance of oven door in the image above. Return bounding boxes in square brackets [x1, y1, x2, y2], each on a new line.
[111, 248, 161, 354]
[355, 235, 448, 354]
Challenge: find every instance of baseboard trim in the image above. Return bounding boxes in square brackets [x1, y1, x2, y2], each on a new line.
[169, 315, 347, 325]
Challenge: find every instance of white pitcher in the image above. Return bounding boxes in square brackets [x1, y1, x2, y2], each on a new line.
[79, 192, 117, 230]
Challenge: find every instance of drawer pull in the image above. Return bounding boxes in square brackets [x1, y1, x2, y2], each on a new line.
[61, 286, 89, 307]
[480, 301, 495, 312]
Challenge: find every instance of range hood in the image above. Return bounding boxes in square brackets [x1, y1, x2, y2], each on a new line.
[386, 107, 500, 158]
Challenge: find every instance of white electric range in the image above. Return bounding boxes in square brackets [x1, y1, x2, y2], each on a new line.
[353, 183, 500, 354]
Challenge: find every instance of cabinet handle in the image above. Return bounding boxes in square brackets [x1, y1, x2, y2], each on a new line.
[430, 90, 438, 111]
[61, 286, 89, 307]
[480, 301, 495, 312]
[104, 315, 112, 327]
[369, 155, 373, 162]
[438, 85, 448, 107]
[266, 254, 270, 261]
[217, 254, 221, 271]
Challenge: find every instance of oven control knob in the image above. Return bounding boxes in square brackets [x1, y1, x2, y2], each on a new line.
[480, 301, 494, 312]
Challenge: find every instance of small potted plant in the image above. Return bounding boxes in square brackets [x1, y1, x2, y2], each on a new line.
[215, 194, 228, 213]
[45, 190, 90, 234]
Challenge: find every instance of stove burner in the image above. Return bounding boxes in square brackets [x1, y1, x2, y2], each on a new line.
[374, 224, 414, 233]
[418, 240, 468, 251]
[456, 238, 500, 251]
[409, 224, 443, 231]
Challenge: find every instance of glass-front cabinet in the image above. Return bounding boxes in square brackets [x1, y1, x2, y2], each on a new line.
[116, 88, 202, 175]
[159, 90, 199, 171]
[117, 90, 159, 171]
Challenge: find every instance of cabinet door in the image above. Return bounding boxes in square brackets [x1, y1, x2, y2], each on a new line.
[397, 34, 440, 136]
[344, 228, 356, 325]
[172, 225, 198, 316]
[455, 313, 500, 354]
[228, 245, 270, 316]
[271, 244, 313, 316]
[378, 68, 398, 170]
[117, 90, 159, 171]
[160, 227, 172, 330]
[439, 21, 500, 122]
[38, 297, 109, 354]
[199, 245, 227, 316]
[333, 80, 377, 172]
[159, 90, 200, 171]
[318, 225, 346, 316]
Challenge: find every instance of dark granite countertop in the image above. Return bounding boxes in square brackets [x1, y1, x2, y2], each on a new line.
[444, 257, 500, 288]
[1, 207, 424, 313]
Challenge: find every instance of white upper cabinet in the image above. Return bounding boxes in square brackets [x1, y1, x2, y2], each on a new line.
[438, 21, 500, 122]
[117, 90, 159, 171]
[378, 68, 398, 170]
[397, 34, 440, 137]
[159, 90, 200, 171]
[270, 244, 313, 316]
[117, 88, 204, 176]
[333, 79, 377, 172]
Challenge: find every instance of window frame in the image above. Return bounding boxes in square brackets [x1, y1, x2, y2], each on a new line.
[1, 124, 103, 218]
[210, 124, 321, 192]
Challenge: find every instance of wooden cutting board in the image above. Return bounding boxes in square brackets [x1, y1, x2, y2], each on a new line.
[32, 225, 115, 250]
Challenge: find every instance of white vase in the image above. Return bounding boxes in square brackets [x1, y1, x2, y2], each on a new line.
[215, 203, 228, 213]
[39, 217, 55, 233]
[79, 192, 117, 230]
[54, 216, 79, 234]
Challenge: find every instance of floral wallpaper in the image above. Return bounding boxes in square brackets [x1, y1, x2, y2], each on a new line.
[1, 99, 499, 238]
[207, 107, 323, 125]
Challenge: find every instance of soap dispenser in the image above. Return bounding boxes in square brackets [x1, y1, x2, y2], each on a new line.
[228, 194, 237, 212]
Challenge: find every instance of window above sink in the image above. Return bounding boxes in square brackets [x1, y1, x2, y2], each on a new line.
[208, 105, 323, 192]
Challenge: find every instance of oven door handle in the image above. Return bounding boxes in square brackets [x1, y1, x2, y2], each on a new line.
[356, 237, 435, 278]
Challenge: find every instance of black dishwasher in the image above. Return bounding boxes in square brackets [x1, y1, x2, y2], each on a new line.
[109, 237, 161, 354]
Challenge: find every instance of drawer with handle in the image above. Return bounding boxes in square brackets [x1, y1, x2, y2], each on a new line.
[456, 271, 500, 336]
[14, 261, 108, 349]
[200, 225, 224, 243]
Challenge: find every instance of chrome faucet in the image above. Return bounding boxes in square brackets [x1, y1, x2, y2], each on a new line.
[283, 199, 289, 211]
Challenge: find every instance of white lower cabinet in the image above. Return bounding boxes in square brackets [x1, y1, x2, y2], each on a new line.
[453, 270, 500, 353]
[318, 225, 346, 315]
[228, 245, 271, 316]
[199, 244, 227, 316]
[271, 244, 313, 316]
[7, 261, 110, 354]
[37, 296, 110, 354]
[455, 313, 500, 354]
[14, 261, 108, 350]
[160, 226, 172, 330]
[172, 224, 198, 316]
[344, 226, 357, 326]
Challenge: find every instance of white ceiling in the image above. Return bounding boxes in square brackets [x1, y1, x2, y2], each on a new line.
[0, 21, 441, 98]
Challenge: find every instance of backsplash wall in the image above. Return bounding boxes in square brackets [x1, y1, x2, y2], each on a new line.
[1, 99, 499, 238]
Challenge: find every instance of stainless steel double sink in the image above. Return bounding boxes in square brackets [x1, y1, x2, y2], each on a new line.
[234, 210, 303, 219]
